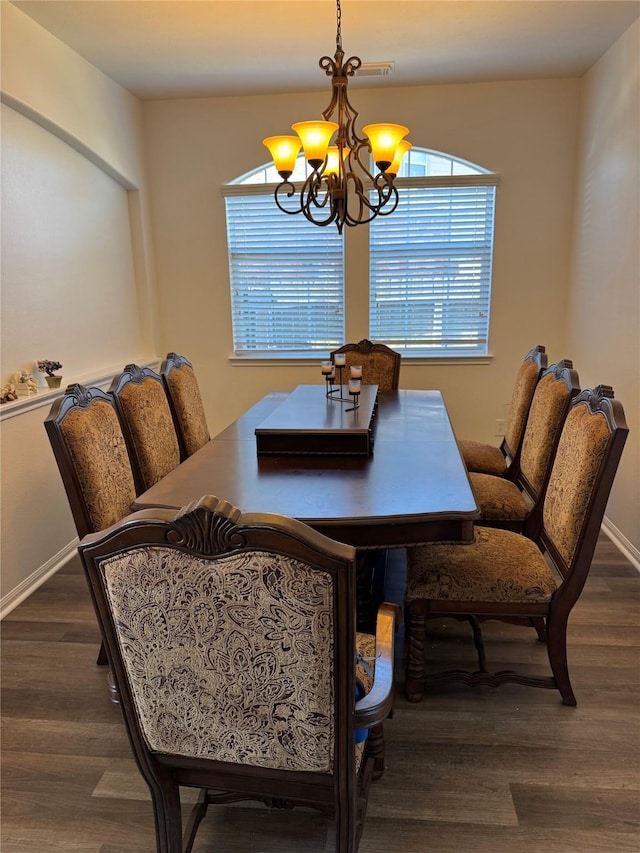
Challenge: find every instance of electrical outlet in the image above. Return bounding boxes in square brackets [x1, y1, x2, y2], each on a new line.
[495, 419, 506, 436]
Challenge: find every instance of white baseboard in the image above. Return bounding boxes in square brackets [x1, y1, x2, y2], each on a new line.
[1, 538, 79, 619]
[601, 516, 640, 572]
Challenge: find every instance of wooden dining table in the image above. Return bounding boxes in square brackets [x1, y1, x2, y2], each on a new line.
[133, 387, 479, 550]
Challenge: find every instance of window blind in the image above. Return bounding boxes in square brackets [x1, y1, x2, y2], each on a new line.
[369, 184, 496, 355]
[225, 194, 344, 354]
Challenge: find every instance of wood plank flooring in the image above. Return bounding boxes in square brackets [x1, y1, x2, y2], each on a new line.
[2, 534, 639, 852]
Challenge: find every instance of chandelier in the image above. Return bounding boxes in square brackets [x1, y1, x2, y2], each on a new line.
[262, 0, 411, 233]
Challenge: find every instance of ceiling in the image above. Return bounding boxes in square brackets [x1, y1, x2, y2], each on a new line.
[10, 0, 640, 100]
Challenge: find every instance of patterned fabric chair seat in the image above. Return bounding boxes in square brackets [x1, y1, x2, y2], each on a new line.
[407, 527, 558, 605]
[468, 473, 531, 521]
[458, 440, 507, 476]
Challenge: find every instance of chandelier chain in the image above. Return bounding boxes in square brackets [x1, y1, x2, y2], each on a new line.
[336, 0, 342, 51]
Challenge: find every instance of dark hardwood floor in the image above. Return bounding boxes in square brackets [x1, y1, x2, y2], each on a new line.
[2, 534, 639, 852]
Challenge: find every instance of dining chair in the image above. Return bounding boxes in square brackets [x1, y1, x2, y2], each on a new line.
[109, 364, 181, 494]
[459, 344, 548, 476]
[44, 383, 137, 677]
[78, 495, 400, 853]
[469, 359, 580, 533]
[405, 385, 628, 706]
[330, 339, 401, 392]
[160, 352, 210, 460]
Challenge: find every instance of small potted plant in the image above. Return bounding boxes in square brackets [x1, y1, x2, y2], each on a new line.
[38, 359, 63, 389]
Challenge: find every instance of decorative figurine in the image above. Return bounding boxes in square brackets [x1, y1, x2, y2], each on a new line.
[0, 383, 18, 403]
[13, 369, 39, 395]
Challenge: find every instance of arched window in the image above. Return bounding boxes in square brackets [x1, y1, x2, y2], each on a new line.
[223, 148, 497, 358]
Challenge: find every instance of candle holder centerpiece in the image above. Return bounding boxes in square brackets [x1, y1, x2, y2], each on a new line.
[321, 356, 363, 405]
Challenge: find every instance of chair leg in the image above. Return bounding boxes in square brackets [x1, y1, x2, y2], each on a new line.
[96, 640, 108, 666]
[546, 611, 576, 707]
[334, 794, 358, 853]
[366, 722, 386, 780]
[531, 617, 547, 643]
[183, 789, 209, 853]
[150, 778, 183, 853]
[405, 603, 427, 702]
[356, 551, 376, 633]
[467, 616, 488, 672]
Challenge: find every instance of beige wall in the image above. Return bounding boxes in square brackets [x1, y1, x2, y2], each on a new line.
[565, 20, 640, 557]
[143, 78, 581, 442]
[0, 4, 159, 611]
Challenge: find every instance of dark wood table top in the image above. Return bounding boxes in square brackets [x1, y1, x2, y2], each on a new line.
[133, 388, 479, 549]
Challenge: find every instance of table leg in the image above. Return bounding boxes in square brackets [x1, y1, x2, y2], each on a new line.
[356, 550, 388, 633]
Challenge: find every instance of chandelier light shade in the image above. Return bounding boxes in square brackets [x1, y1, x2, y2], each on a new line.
[388, 139, 413, 176]
[262, 0, 411, 232]
[262, 136, 302, 178]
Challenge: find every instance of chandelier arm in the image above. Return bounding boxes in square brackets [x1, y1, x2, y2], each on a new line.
[350, 141, 376, 181]
[371, 178, 400, 217]
[302, 173, 341, 226]
[307, 183, 333, 211]
[302, 191, 339, 228]
[273, 181, 304, 216]
[340, 170, 399, 225]
[376, 191, 400, 217]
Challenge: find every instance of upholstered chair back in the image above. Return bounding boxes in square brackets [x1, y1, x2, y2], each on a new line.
[459, 345, 548, 477]
[331, 339, 401, 392]
[503, 345, 548, 457]
[109, 364, 180, 494]
[98, 541, 336, 770]
[160, 352, 210, 459]
[44, 384, 136, 538]
[518, 360, 580, 496]
[542, 386, 628, 570]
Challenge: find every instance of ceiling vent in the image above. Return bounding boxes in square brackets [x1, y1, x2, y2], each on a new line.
[356, 61, 395, 77]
